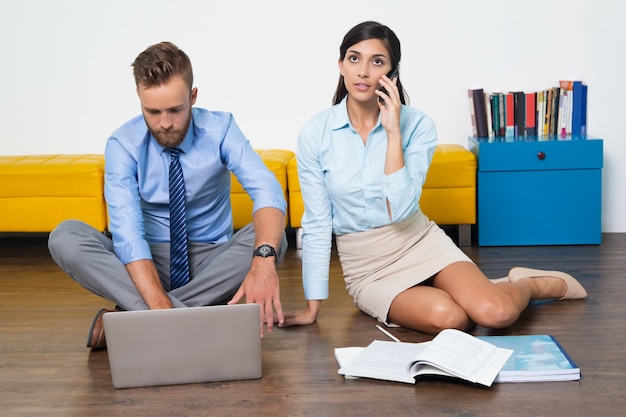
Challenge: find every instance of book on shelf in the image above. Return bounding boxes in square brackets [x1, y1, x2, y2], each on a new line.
[558, 80, 573, 136]
[489, 93, 499, 137]
[476, 334, 580, 382]
[335, 328, 513, 386]
[525, 92, 537, 136]
[468, 88, 489, 138]
[512, 91, 525, 137]
[571, 80, 586, 135]
[580, 83, 588, 135]
[493, 92, 505, 136]
[505, 92, 515, 136]
[545, 90, 551, 133]
[544, 88, 553, 135]
[467, 89, 478, 137]
[489, 92, 506, 137]
[537, 91, 546, 136]
[468, 81, 587, 138]
[485, 93, 493, 137]
[550, 86, 561, 135]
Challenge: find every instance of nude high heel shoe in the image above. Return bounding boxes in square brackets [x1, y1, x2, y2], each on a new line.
[508, 267, 588, 300]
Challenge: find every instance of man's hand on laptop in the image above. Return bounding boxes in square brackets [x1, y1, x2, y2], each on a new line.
[228, 256, 284, 336]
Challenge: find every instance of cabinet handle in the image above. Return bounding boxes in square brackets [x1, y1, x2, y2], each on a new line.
[537, 151, 546, 160]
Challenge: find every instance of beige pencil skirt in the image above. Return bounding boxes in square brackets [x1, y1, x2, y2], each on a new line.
[335, 210, 474, 326]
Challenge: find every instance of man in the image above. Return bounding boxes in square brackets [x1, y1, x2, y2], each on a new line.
[48, 41, 287, 348]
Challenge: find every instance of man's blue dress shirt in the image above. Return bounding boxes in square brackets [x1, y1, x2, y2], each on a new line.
[105, 108, 286, 265]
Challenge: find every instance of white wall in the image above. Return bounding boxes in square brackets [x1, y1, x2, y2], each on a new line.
[1, 0, 624, 233]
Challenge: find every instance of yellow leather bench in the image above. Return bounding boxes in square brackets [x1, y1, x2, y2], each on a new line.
[287, 144, 477, 247]
[0, 150, 294, 234]
[0, 154, 107, 232]
[230, 149, 295, 229]
[1, 146, 475, 246]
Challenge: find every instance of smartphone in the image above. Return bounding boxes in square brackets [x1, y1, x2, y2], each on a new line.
[378, 66, 398, 102]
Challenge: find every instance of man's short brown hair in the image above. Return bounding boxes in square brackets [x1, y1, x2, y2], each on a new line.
[132, 41, 193, 90]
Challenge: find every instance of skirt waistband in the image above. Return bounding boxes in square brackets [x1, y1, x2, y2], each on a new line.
[335, 211, 429, 257]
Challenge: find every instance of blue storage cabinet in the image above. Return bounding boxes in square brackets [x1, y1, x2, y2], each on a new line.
[468, 135, 603, 246]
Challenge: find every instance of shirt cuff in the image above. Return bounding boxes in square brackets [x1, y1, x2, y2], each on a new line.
[382, 166, 411, 196]
[303, 278, 329, 300]
[113, 239, 153, 265]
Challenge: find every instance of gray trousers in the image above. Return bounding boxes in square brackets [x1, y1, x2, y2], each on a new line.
[48, 220, 287, 311]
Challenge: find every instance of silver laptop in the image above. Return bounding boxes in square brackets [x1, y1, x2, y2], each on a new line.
[102, 304, 262, 388]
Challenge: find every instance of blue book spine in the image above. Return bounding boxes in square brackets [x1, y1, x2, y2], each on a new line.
[571, 81, 584, 135]
[580, 84, 588, 135]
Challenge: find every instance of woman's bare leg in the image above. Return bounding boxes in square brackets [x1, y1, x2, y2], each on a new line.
[387, 261, 570, 335]
[387, 285, 474, 334]
[433, 261, 568, 329]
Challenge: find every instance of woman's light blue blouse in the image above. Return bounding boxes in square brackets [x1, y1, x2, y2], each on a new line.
[297, 97, 438, 299]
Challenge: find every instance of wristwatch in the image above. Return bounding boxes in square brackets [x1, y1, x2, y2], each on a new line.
[253, 244, 277, 261]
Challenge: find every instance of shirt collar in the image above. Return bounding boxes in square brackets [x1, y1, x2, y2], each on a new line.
[331, 96, 351, 131]
[177, 118, 195, 154]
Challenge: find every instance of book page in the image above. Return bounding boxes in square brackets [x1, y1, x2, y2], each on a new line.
[337, 330, 512, 386]
[334, 347, 364, 379]
[409, 329, 512, 386]
[338, 340, 430, 384]
[334, 347, 364, 368]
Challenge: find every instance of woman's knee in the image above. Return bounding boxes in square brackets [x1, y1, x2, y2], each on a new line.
[427, 303, 472, 332]
[389, 301, 471, 334]
[472, 298, 520, 329]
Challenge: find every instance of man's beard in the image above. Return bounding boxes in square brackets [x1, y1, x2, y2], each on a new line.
[148, 108, 192, 148]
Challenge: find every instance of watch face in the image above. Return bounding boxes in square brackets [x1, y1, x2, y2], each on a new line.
[255, 244, 276, 258]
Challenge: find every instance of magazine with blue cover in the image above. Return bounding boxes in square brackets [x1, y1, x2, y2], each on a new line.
[476, 335, 580, 382]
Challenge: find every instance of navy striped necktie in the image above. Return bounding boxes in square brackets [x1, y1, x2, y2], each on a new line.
[168, 148, 190, 289]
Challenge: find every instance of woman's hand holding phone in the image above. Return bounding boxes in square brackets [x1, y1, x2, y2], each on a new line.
[377, 67, 398, 103]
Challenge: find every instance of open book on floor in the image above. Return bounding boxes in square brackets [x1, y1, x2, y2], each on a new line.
[475, 334, 580, 382]
[335, 328, 513, 387]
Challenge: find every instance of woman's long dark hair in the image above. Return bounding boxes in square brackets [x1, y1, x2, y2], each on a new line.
[332, 21, 408, 105]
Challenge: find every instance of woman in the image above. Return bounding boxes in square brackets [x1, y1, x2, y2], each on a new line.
[281, 21, 586, 335]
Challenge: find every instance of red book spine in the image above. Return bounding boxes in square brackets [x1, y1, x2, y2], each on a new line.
[505, 93, 515, 136]
[525, 92, 537, 136]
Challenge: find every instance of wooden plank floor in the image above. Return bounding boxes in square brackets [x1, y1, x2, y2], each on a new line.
[1, 232, 625, 417]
